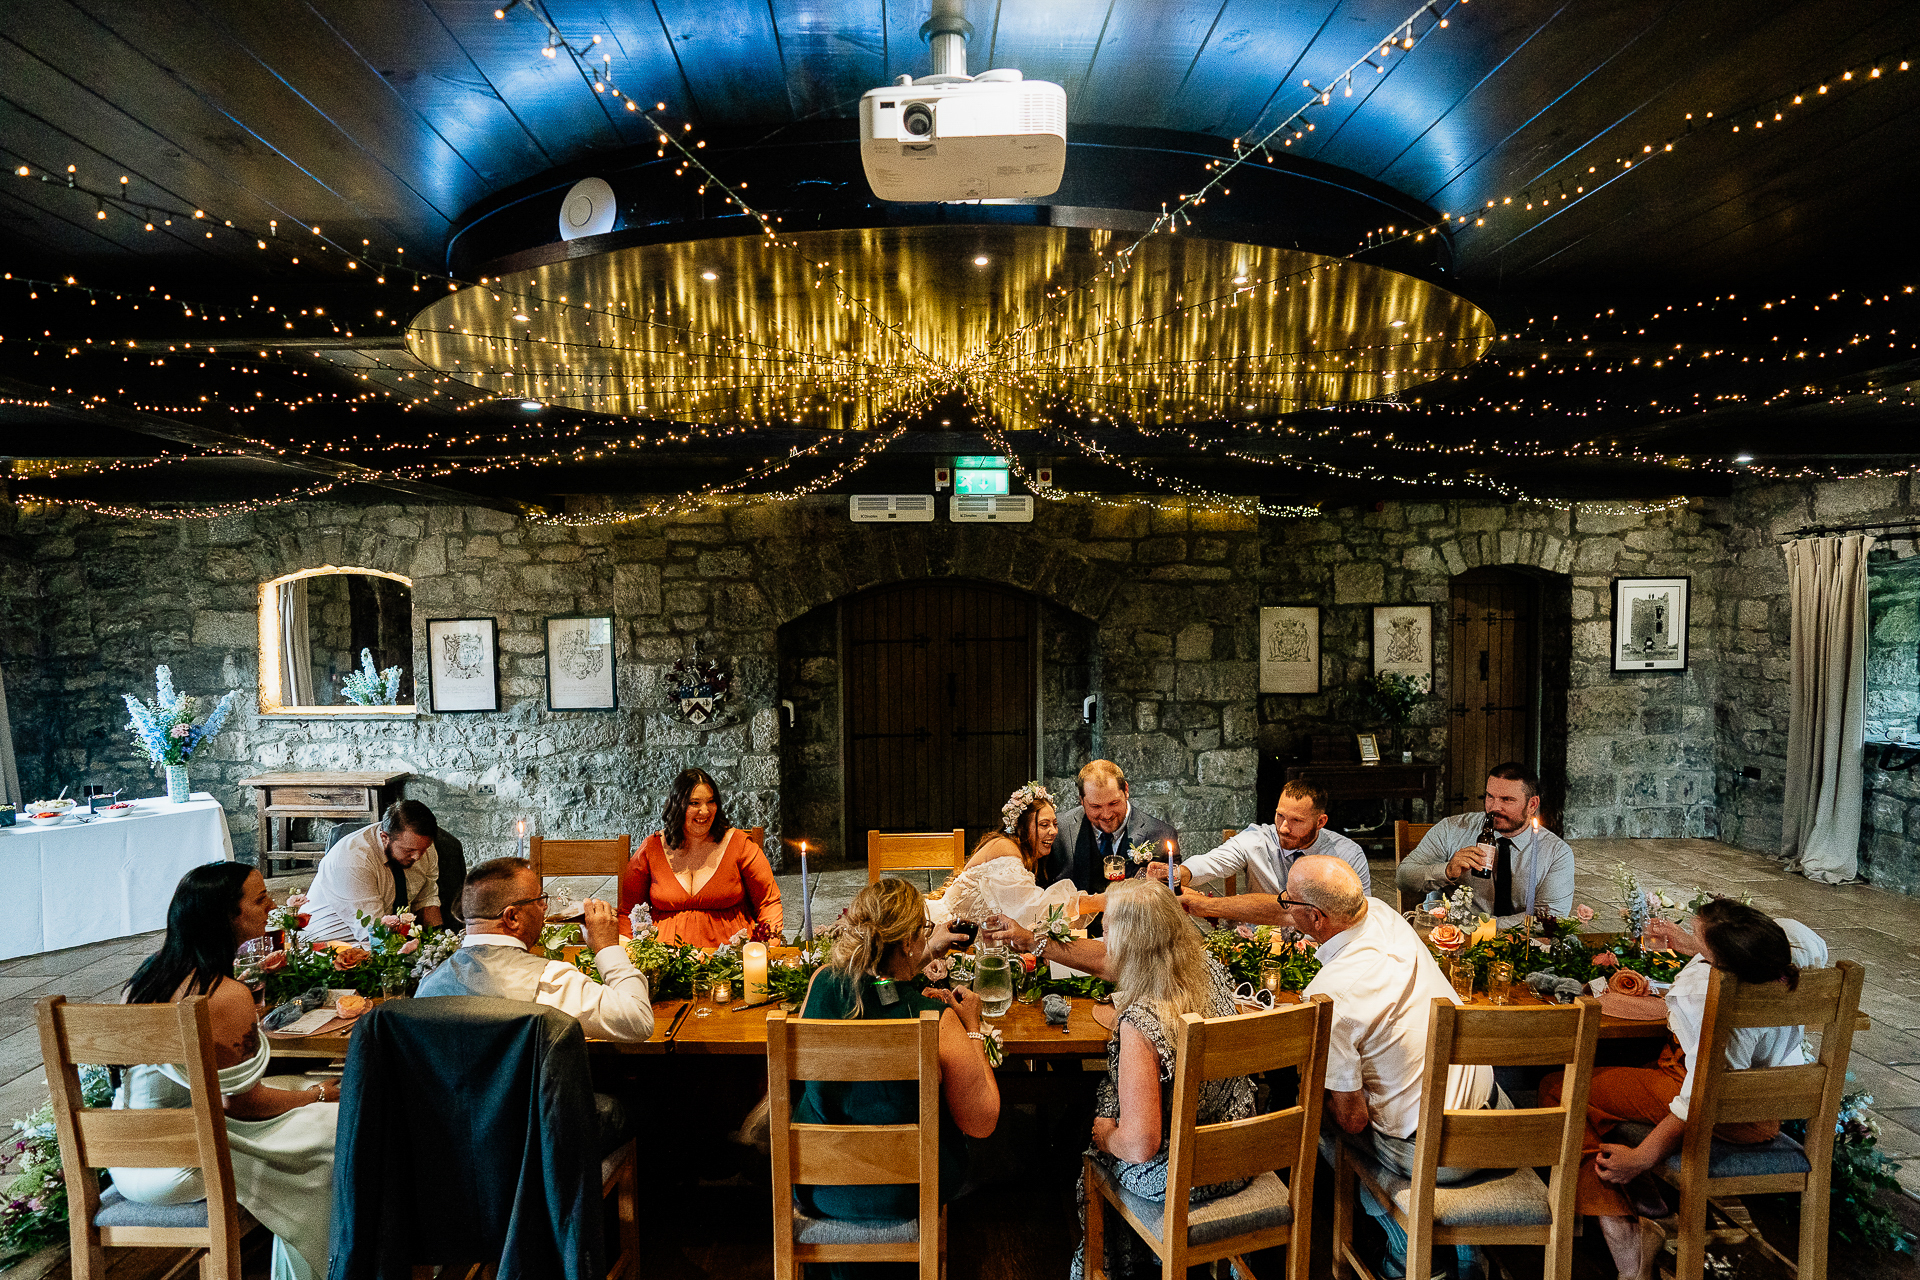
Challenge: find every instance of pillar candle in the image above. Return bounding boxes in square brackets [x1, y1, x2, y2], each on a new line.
[743, 941, 769, 1001]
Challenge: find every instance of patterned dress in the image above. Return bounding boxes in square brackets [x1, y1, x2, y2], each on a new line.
[1072, 955, 1257, 1280]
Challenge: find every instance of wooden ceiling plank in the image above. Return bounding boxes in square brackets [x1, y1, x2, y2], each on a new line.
[978, 0, 1113, 108]
[431, 0, 644, 158]
[765, 0, 886, 122]
[1065, 0, 1219, 127]
[650, 0, 798, 123]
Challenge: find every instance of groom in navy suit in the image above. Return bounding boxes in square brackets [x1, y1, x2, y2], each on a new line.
[1047, 760, 1178, 933]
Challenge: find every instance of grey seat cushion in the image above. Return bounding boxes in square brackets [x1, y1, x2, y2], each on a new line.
[1611, 1121, 1812, 1179]
[1092, 1164, 1293, 1247]
[1340, 1136, 1553, 1228]
[95, 1185, 209, 1229]
[792, 1207, 920, 1245]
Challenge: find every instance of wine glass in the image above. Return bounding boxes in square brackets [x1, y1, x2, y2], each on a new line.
[234, 938, 273, 1014]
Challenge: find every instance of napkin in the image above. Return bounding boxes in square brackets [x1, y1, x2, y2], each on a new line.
[1042, 994, 1070, 1026]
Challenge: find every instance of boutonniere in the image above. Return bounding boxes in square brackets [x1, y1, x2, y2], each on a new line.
[1036, 904, 1076, 946]
[1128, 841, 1156, 865]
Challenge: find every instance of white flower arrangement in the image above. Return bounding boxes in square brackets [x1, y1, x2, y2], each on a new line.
[977, 1024, 1005, 1067]
[408, 929, 461, 981]
[629, 903, 657, 941]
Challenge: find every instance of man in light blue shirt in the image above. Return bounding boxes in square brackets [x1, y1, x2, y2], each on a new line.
[1396, 762, 1574, 928]
[1154, 780, 1371, 922]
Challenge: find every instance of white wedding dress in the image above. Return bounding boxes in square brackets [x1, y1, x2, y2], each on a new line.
[927, 854, 1083, 929]
[108, 1035, 337, 1280]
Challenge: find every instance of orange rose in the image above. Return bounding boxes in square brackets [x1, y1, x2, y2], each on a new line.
[1430, 923, 1467, 953]
[260, 951, 288, 972]
[1608, 969, 1652, 997]
[336, 994, 371, 1019]
[330, 947, 371, 971]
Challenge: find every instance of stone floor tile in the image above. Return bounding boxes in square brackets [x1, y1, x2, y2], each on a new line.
[1849, 1060, 1920, 1110]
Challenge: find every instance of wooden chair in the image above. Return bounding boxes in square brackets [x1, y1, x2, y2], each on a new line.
[36, 994, 257, 1280]
[1624, 959, 1866, 1280]
[1085, 995, 1334, 1280]
[1331, 997, 1603, 1280]
[767, 1009, 945, 1280]
[601, 1144, 641, 1280]
[1393, 820, 1435, 913]
[867, 829, 967, 885]
[527, 834, 632, 879]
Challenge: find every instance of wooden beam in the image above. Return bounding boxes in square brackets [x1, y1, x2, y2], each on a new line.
[0, 375, 531, 515]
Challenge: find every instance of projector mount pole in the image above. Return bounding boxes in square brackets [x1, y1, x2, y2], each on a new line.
[920, 0, 972, 81]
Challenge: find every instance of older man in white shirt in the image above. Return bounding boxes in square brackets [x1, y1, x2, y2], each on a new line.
[303, 800, 445, 944]
[415, 857, 654, 1043]
[1151, 779, 1371, 917]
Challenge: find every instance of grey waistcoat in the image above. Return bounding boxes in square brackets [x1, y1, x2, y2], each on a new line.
[415, 943, 547, 1003]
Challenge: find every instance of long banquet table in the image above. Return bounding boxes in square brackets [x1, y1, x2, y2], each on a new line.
[2, 793, 235, 960]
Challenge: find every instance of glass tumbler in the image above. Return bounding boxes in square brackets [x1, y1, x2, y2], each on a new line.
[973, 952, 1014, 1018]
[1449, 959, 1475, 1001]
[1487, 961, 1514, 1005]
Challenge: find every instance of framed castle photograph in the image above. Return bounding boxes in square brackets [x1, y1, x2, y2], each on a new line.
[1372, 605, 1433, 689]
[545, 614, 617, 711]
[1611, 577, 1690, 672]
[1259, 606, 1320, 694]
[425, 617, 499, 712]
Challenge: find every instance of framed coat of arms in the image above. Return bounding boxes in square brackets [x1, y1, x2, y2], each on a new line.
[426, 617, 500, 712]
[546, 614, 617, 711]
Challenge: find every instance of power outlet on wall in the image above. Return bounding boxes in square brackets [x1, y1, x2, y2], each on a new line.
[478, 784, 496, 794]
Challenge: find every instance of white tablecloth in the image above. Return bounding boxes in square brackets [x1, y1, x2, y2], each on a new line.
[1, 793, 235, 960]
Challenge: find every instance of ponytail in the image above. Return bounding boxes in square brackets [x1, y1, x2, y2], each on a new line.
[828, 878, 927, 1015]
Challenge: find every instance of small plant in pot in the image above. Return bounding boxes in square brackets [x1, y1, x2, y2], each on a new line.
[1341, 672, 1431, 757]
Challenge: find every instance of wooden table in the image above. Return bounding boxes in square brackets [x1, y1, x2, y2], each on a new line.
[240, 771, 410, 875]
[1283, 760, 1439, 854]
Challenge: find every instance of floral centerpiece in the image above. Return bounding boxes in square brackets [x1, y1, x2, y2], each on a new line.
[269, 894, 311, 950]
[122, 665, 239, 803]
[259, 911, 459, 1004]
[1204, 923, 1323, 991]
[0, 1065, 111, 1264]
[339, 648, 403, 706]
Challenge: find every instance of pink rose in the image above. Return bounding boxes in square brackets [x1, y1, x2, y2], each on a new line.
[1430, 923, 1467, 953]
[1574, 904, 1595, 922]
[1593, 951, 1619, 967]
[1428, 906, 1449, 919]
[287, 893, 308, 910]
[380, 915, 403, 929]
[399, 938, 419, 955]
[169, 724, 191, 739]
[1235, 924, 1256, 939]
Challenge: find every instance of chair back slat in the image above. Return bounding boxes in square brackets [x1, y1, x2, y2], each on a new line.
[867, 830, 966, 883]
[1721, 966, 1849, 1029]
[55, 1002, 203, 1065]
[789, 1125, 923, 1184]
[1433, 1108, 1570, 1169]
[527, 835, 631, 879]
[1190, 1109, 1305, 1188]
[785, 1025, 926, 1082]
[1395, 822, 1436, 912]
[1711, 1064, 1830, 1124]
[1190, 1005, 1328, 1080]
[73, 1110, 206, 1168]
[1446, 1003, 1591, 1066]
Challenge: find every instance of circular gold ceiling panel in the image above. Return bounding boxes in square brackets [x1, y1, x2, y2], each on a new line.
[406, 224, 1496, 430]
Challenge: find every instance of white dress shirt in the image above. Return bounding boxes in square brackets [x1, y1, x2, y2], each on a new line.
[458, 934, 656, 1043]
[1664, 918, 1828, 1122]
[1396, 811, 1574, 928]
[303, 824, 441, 944]
[1179, 824, 1372, 898]
[1303, 897, 1494, 1139]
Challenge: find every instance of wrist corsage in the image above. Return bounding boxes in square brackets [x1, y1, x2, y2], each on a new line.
[966, 1026, 1005, 1067]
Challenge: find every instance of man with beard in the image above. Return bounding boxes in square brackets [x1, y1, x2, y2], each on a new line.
[1396, 762, 1573, 928]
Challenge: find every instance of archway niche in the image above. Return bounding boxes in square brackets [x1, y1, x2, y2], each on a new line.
[1444, 565, 1572, 829]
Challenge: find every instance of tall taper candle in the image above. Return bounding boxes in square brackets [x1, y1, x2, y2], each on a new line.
[801, 841, 812, 940]
[1168, 839, 1180, 895]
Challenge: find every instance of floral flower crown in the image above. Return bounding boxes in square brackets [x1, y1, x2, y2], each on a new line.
[1000, 781, 1055, 834]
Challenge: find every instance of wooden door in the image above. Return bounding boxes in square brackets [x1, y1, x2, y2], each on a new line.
[844, 582, 1037, 849]
[1447, 570, 1535, 813]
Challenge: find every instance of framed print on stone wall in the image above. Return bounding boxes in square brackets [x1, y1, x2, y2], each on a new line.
[1260, 606, 1320, 693]
[1372, 605, 1434, 689]
[1611, 577, 1690, 672]
[425, 617, 500, 712]
[546, 614, 617, 711]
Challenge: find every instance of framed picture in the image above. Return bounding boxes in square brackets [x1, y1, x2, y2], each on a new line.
[1372, 605, 1434, 690]
[546, 614, 617, 710]
[1612, 577, 1690, 672]
[425, 617, 500, 712]
[1259, 606, 1320, 693]
[1356, 733, 1381, 764]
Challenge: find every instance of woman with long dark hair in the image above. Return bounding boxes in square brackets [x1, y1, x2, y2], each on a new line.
[111, 863, 339, 1280]
[618, 767, 781, 945]
[1540, 899, 1826, 1280]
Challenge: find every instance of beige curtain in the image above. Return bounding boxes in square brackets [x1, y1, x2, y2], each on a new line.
[1781, 534, 1875, 883]
[279, 579, 316, 706]
[0, 658, 19, 806]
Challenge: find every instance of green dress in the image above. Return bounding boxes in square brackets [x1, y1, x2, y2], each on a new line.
[792, 968, 967, 1222]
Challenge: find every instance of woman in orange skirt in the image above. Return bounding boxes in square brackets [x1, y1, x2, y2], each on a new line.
[619, 767, 782, 946]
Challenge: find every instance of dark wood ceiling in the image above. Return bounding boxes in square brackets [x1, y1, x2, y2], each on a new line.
[1, 0, 1917, 510]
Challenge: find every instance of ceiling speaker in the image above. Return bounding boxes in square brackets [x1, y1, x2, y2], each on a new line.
[558, 177, 617, 241]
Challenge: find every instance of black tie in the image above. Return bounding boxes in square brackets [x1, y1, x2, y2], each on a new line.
[1098, 829, 1114, 872]
[389, 861, 411, 913]
[1493, 837, 1515, 917]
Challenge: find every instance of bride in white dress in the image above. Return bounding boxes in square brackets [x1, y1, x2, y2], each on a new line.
[928, 781, 1088, 929]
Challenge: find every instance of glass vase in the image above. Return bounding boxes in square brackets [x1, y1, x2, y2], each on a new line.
[166, 764, 191, 804]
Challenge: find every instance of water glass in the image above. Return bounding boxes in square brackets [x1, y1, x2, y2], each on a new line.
[1449, 960, 1475, 1001]
[1487, 961, 1514, 1006]
[973, 953, 1013, 1018]
[235, 938, 273, 1012]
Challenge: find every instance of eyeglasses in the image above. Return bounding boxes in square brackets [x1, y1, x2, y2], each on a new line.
[489, 893, 549, 916]
[1275, 895, 1321, 914]
[1231, 982, 1276, 1010]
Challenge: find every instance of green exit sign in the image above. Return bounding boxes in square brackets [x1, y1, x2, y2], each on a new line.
[955, 469, 1010, 495]
[953, 455, 1009, 469]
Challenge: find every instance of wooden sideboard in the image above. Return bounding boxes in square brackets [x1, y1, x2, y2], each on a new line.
[239, 771, 410, 875]
[1281, 760, 1441, 855]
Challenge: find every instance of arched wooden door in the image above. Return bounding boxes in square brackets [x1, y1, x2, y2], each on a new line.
[843, 581, 1037, 845]
[1447, 569, 1537, 813]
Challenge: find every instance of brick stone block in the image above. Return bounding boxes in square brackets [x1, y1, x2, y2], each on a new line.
[1333, 563, 1384, 604]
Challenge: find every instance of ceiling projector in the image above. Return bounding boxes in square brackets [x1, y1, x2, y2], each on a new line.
[859, 3, 1065, 203]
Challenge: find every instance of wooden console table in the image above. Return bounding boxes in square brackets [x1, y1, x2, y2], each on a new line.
[240, 771, 410, 875]
[1282, 760, 1441, 854]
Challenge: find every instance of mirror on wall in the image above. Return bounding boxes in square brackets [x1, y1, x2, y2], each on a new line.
[260, 567, 416, 713]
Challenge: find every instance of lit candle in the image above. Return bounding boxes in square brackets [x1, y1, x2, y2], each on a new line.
[1167, 839, 1180, 895]
[743, 941, 769, 1001]
[800, 841, 812, 940]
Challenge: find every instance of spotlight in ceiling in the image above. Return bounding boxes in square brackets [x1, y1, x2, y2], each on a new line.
[701, 270, 718, 280]
[513, 313, 530, 321]
[557, 176, 617, 241]
[1232, 275, 1248, 284]
[1735, 453, 1755, 463]
[974, 255, 990, 266]
[520, 400, 543, 411]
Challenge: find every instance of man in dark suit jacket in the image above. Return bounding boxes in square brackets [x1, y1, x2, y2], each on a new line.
[1046, 759, 1179, 914]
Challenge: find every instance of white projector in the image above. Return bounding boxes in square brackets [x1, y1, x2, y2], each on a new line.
[859, 70, 1066, 203]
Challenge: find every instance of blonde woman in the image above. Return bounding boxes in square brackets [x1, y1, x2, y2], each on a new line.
[794, 878, 1000, 1263]
[928, 780, 1081, 930]
[1074, 877, 1256, 1280]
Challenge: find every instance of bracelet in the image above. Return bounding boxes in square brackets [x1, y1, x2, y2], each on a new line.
[308, 1083, 330, 1102]
[965, 1031, 985, 1041]
[1033, 934, 1049, 965]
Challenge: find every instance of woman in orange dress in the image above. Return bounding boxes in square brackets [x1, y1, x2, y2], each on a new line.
[619, 768, 782, 946]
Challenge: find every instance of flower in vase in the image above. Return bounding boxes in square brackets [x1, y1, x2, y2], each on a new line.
[1574, 904, 1595, 922]
[1430, 923, 1467, 953]
[1593, 951, 1619, 967]
[331, 946, 371, 971]
[169, 723, 192, 739]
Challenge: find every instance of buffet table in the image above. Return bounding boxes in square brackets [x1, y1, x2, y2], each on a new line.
[1, 793, 235, 959]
